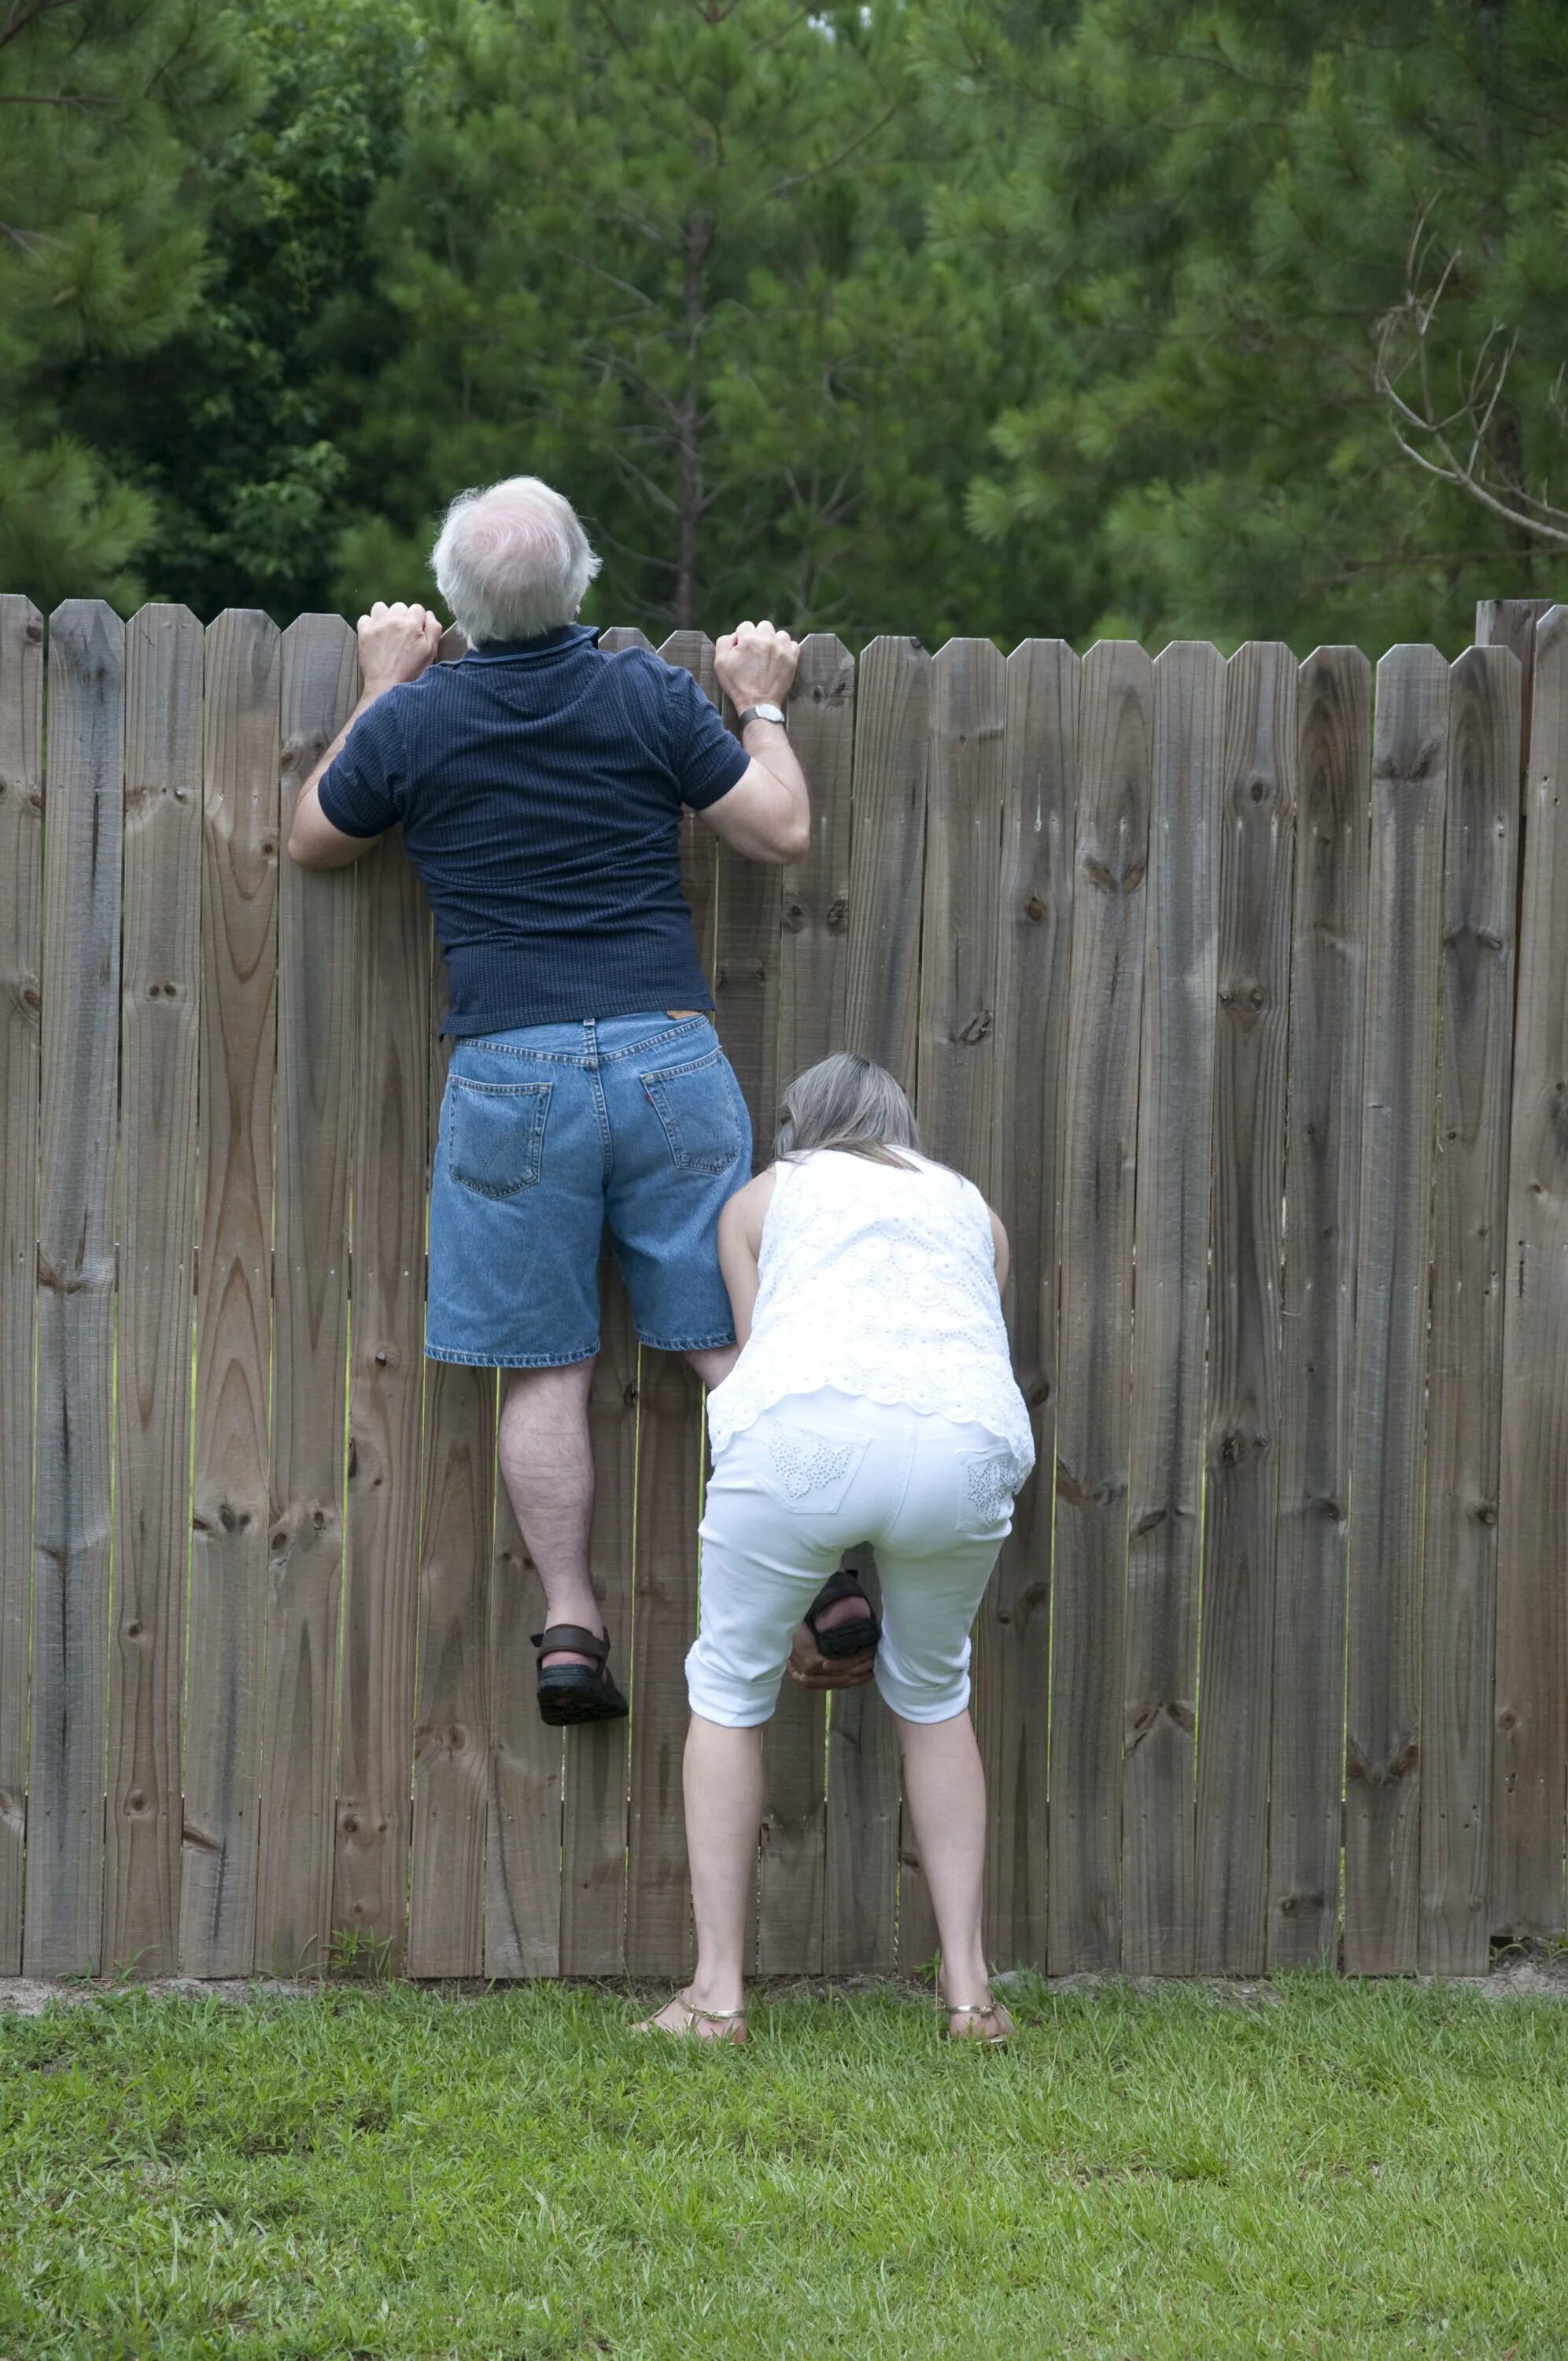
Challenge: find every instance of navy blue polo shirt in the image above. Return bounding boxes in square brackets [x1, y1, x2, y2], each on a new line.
[317, 623, 749, 1034]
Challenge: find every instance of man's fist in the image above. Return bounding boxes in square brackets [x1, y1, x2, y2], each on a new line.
[715, 619, 800, 714]
[358, 600, 442, 693]
[786, 1617, 877, 1691]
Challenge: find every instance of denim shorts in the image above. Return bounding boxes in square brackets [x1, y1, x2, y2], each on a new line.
[426, 1012, 752, 1368]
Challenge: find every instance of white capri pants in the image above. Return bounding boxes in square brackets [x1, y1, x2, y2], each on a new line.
[686, 1387, 1022, 1728]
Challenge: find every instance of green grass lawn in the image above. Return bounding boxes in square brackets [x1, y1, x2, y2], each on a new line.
[3, 1969, 1566, 2359]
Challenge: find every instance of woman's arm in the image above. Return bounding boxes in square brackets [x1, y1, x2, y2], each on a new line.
[716, 1171, 775, 1346]
[988, 1207, 1010, 1293]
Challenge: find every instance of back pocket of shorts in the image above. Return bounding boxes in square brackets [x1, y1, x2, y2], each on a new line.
[448, 1077, 551, 1199]
[758, 1421, 869, 1515]
[957, 1447, 1021, 1536]
[640, 1047, 744, 1176]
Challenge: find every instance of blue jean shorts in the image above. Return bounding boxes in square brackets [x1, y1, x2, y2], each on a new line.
[426, 1012, 752, 1368]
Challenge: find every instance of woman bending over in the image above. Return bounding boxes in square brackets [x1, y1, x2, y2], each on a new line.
[638, 1052, 1035, 2045]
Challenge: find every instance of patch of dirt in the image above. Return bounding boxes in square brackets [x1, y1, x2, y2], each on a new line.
[0, 1975, 319, 2017]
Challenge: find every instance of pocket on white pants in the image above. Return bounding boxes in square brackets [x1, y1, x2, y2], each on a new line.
[753, 1418, 870, 1516]
[956, 1445, 1020, 1537]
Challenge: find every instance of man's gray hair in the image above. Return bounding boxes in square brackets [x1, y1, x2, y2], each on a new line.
[431, 476, 602, 645]
[773, 1052, 924, 1169]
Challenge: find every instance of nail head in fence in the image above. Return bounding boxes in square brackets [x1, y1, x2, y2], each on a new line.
[983, 638, 1078, 1971]
[182, 610, 281, 1977]
[0, 593, 43, 1971]
[756, 632, 855, 1980]
[1050, 639, 1154, 1975]
[1194, 642, 1297, 1978]
[1493, 604, 1568, 1942]
[334, 785, 430, 1962]
[25, 600, 124, 1979]
[1123, 641, 1223, 1979]
[109, 604, 202, 1979]
[1268, 647, 1371, 1968]
[1419, 644, 1519, 1973]
[1344, 644, 1448, 1975]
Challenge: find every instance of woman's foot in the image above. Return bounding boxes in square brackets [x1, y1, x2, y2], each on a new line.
[633, 1986, 747, 2045]
[944, 1990, 1013, 2044]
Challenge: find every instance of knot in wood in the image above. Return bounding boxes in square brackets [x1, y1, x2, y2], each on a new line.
[782, 900, 807, 933]
[825, 896, 849, 931]
[956, 1009, 993, 1045]
[1024, 892, 1047, 922]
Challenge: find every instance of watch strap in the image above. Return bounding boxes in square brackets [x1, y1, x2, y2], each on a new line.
[739, 701, 786, 728]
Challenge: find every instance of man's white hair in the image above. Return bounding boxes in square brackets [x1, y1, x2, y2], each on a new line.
[431, 475, 601, 645]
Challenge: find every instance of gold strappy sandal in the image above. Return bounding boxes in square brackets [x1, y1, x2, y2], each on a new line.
[633, 1992, 748, 2045]
[944, 1998, 1012, 2045]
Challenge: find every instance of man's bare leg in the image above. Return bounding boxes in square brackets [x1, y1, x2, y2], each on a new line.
[499, 1358, 601, 1670]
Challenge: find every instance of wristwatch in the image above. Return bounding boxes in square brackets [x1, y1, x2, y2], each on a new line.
[738, 701, 786, 728]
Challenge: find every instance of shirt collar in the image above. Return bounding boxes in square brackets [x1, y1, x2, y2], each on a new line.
[463, 622, 600, 662]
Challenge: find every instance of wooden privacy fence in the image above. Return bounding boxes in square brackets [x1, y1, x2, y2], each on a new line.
[2, 593, 1566, 1986]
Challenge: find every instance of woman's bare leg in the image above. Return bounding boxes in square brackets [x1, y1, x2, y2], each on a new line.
[641, 1713, 761, 2040]
[893, 1707, 1012, 2038]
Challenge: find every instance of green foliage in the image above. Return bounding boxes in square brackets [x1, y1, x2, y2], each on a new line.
[925, 0, 1568, 650]
[0, 0, 253, 608]
[4, 1975, 1568, 2352]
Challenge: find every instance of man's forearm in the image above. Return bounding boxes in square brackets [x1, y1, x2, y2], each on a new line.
[740, 715, 810, 833]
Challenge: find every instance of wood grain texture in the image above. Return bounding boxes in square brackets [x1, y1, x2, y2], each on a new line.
[1268, 648, 1371, 1967]
[1194, 644, 1297, 1976]
[1345, 645, 1448, 1975]
[1494, 605, 1568, 1941]
[1419, 646, 1518, 1972]
[0, 595, 43, 1969]
[982, 640, 1077, 1971]
[624, 633, 718, 1982]
[1123, 642, 1223, 1977]
[1474, 600, 1551, 818]
[182, 611, 281, 1977]
[24, 603, 124, 1976]
[487, 1474, 562, 1977]
[108, 606, 202, 1978]
[255, 616, 358, 1975]
[334, 816, 429, 1961]
[756, 633, 854, 1978]
[1049, 641, 1153, 1975]
[901, 637, 1006, 1971]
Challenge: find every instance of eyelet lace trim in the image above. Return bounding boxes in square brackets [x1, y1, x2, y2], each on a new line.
[768, 1428, 855, 1502]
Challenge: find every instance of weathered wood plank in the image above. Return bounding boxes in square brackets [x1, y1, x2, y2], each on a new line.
[107, 605, 202, 1979]
[181, 611, 281, 1976]
[25, 601, 124, 1977]
[825, 635, 931, 1979]
[1494, 605, 1568, 1941]
[1344, 644, 1448, 1975]
[756, 633, 854, 1979]
[255, 616, 358, 1976]
[982, 639, 1077, 1971]
[624, 633, 719, 1982]
[1475, 600, 1551, 820]
[1049, 641, 1153, 1975]
[1268, 648, 1371, 1967]
[1194, 643, 1297, 1976]
[1419, 645, 1518, 1973]
[901, 636, 1006, 1972]
[334, 815, 430, 1963]
[0, 596, 43, 1970]
[1123, 642, 1223, 1977]
[487, 1472, 562, 1978]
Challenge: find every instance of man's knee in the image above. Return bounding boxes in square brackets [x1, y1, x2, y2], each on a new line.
[505, 1354, 597, 1404]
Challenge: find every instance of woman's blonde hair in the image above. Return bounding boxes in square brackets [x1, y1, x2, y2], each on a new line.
[773, 1052, 922, 1169]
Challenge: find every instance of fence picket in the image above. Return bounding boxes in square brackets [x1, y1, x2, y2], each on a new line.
[1268, 649, 1371, 1966]
[24, 603, 123, 1976]
[183, 611, 280, 1977]
[1123, 642, 1223, 1977]
[1494, 606, 1568, 1941]
[756, 633, 855, 1978]
[108, 606, 202, 1978]
[0, 596, 43, 1969]
[1345, 645, 1448, 1973]
[825, 635, 931, 1977]
[1419, 646, 1519, 1972]
[1050, 641, 1153, 1975]
[1194, 644, 1297, 1975]
[983, 640, 1077, 1971]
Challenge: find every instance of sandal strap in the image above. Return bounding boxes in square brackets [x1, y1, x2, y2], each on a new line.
[946, 2001, 1002, 2018]
[530, 1624, 610, 1662]
[677, 1996, 745, 2025]
[808, 1568, 873, 1617]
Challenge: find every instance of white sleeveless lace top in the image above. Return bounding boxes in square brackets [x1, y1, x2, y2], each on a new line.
[706, 1148, 1036, 1477]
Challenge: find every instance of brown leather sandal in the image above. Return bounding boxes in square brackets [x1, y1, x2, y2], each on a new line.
[531, 1624, 629, 1727]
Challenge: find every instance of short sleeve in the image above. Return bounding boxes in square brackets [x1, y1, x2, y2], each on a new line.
[316, 697, 405, 838]
[666, 663, 750, 810]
